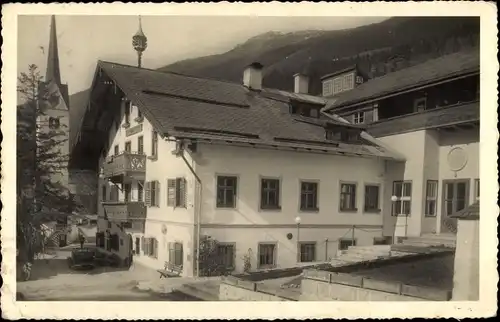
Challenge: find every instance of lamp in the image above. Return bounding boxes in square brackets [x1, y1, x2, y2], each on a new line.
[295, 216, 301, 263]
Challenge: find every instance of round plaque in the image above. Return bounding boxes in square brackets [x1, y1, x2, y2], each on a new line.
[447, 147, 468, 172]
[286, 233, 293, 240]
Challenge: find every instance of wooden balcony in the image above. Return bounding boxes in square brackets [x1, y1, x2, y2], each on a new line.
[101, 152, 146, 182]
[102, 201, 146, 223]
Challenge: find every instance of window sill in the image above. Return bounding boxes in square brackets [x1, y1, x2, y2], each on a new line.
[260, 206, 282, 212]
[340, 208, 358, 213]
[147, 155, 158, 161]
[300, 208, 319, 213]
[363, 209, 381, 214]
[392, 214, 411, 217]
[424, 214, 437, 218]
[257, 265, 277, 271]
[122, 122, 131, 129]
[216, 205, 236, 209]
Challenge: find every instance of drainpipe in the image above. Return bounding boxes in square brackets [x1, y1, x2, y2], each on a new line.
[167, 138, 203, 277]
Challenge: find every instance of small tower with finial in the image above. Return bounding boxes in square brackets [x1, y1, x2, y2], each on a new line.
[132, 15, 148, 68]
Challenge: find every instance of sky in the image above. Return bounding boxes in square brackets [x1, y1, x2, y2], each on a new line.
[18, 15, 387, 95]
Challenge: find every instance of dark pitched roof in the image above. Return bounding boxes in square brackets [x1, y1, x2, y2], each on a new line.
[324, 50, 479, 110]
[450, 201, 479, 220]
[83, 61, 400, 159]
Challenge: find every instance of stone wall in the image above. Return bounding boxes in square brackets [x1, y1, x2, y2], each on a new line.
[219, 276, 294, 301]
[300, 269, 451, 301]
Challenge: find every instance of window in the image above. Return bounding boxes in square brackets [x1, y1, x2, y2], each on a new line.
[333, 78, 343, 94]
[216, 176, 237, 208]
[114, 145, 119, 156]
[258, 243, 276, 268]
[145, 181, 160, 207]
[443, 180, 469, 216]
[137, 183, 144, 202]
[322, 79, 333, 96]
[260, 178, 280, 210]
[167, 178, 187, 208]
[425, 180, 438, 217]
[392, 181, 412, 216]
[217, 244, 235, 270]
[300, 181, 318, 211]
[101, 185, 106, 202]
[124, 183, 131, 202]
[168, 242, 184, 267]
[340, 183, 357, 211]
[125, 141, 131, 153]
[414, 97, 427, 112]
[124, 101, 131, 124]
[474, 179, 480, 202]
[48, 117, 60, 129]
[144, 238, 158, 258]
[110, 185, 119, 201]
[138, 136, 144, 154]
[325, 129, 341, 141]
[299, 242, 316, 263]
[339, 239, 356, 250]
[364, 185, 380, 212]
[121, 222, 132, 229]
[353, 112, 365, 124]
[344, 74, 354, 91]
[373, 237, 390, 245]
[151, 131, 158, 158]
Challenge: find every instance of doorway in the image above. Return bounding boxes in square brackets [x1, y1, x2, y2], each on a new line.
[441, 179, 470, 234]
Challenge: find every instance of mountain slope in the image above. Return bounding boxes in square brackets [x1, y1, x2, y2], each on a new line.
[158, 16, 479, 95]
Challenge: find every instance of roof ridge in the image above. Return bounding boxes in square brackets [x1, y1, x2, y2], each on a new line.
[98, 59, 247, 87]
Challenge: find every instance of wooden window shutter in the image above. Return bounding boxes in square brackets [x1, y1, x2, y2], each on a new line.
[145, 181, 152, 207]
[167, 179, 176, 207]
[179, 178, 187, 208]
[155, 181, 160, 207]
[364, 110, 374, 123]
[168, 242, 175, 264]
[154, 239, 159, 259]
[141, 236, 145, 254]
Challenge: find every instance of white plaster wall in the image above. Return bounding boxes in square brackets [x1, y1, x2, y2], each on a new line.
[195, 144, 386, 227]
[452, 219, 480, 300]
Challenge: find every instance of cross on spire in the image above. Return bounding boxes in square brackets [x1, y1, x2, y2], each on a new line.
[132, 15, 148, 68]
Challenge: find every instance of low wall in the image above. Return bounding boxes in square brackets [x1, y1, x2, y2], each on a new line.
[219, 276, 296, 301]
[301, 269, 452, 301]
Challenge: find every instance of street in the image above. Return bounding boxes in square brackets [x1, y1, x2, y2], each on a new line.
[17, 249, 211, 301]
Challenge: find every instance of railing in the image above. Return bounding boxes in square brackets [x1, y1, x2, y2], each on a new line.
[102, 201, 147, 222]
[101, 151, 146, 179]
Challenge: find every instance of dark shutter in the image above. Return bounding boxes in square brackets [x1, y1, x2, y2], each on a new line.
[168, 242, 175, 264]
[167, 179, 176, 207]
[175, 242, 184, 266]
[145, 181, 151, 207]
[155, 181, 160, 207]
[154, 239, 159, 259]
[141, 236, 145, 254]
[179, 178, 187, 208]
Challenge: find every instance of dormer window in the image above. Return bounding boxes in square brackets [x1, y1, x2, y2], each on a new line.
[414, 97, 427, 112]
[48, 117, 60, 129]
[353, 112, 365, 124]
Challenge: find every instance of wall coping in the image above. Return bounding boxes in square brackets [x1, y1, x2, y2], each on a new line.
[302, 269, 452, 301]
[222, 276, 297, 301]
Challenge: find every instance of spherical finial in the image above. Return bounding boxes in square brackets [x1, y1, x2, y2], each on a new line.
[295, 216, 301, 224]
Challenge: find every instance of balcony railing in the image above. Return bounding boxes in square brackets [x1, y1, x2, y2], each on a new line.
[102, 201, 147, 223]
[101, 151, 146, 181]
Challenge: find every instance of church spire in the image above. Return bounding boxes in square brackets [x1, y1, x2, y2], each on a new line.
[45, 15, 62, 85]
[132, 15, 148, 68]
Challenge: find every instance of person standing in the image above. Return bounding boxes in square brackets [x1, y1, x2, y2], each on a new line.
[79, 233, 86, 249]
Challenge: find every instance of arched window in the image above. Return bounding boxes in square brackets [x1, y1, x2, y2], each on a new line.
[49, 117, 60, 129]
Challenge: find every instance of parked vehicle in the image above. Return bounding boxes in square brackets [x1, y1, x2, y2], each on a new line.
[67, 247, 96, 270]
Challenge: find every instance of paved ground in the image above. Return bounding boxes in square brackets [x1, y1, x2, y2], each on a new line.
[17, 248, 219, 301]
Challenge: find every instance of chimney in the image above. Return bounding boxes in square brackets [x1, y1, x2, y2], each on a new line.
[243, 62, 263, 90]
[293, 73, 309, 94]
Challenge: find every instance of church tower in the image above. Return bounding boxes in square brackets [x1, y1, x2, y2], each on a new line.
[132, 16, 148, 68]
[40, 15, 70, 189]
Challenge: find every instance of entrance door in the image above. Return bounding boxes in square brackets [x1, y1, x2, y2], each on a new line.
[441, 179, 470, 234]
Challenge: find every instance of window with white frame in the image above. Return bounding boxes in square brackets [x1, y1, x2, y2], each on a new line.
[333, 78, 343, 94]
[217, 243, 235, 270]
[339, 239, 356, 250]
[340, 183, 357, 211]
[344, 73, 354, 91]
[216, 176, 237, 208]
[392, 181, 412, 216]
[300, 181, 319, 211]
[353, 112, 365, 124]
[474, 179, 480, 202]
[299, 242, 316, 263]
[425, 180, 438, 217]
[258, 243, 277, 268]
[260, 178, 281, 210]
[322, 80, 333, 96]
[364, 185, 380, 212]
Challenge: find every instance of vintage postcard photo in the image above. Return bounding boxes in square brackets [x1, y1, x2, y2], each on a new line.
[1, 2, 498, 320]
